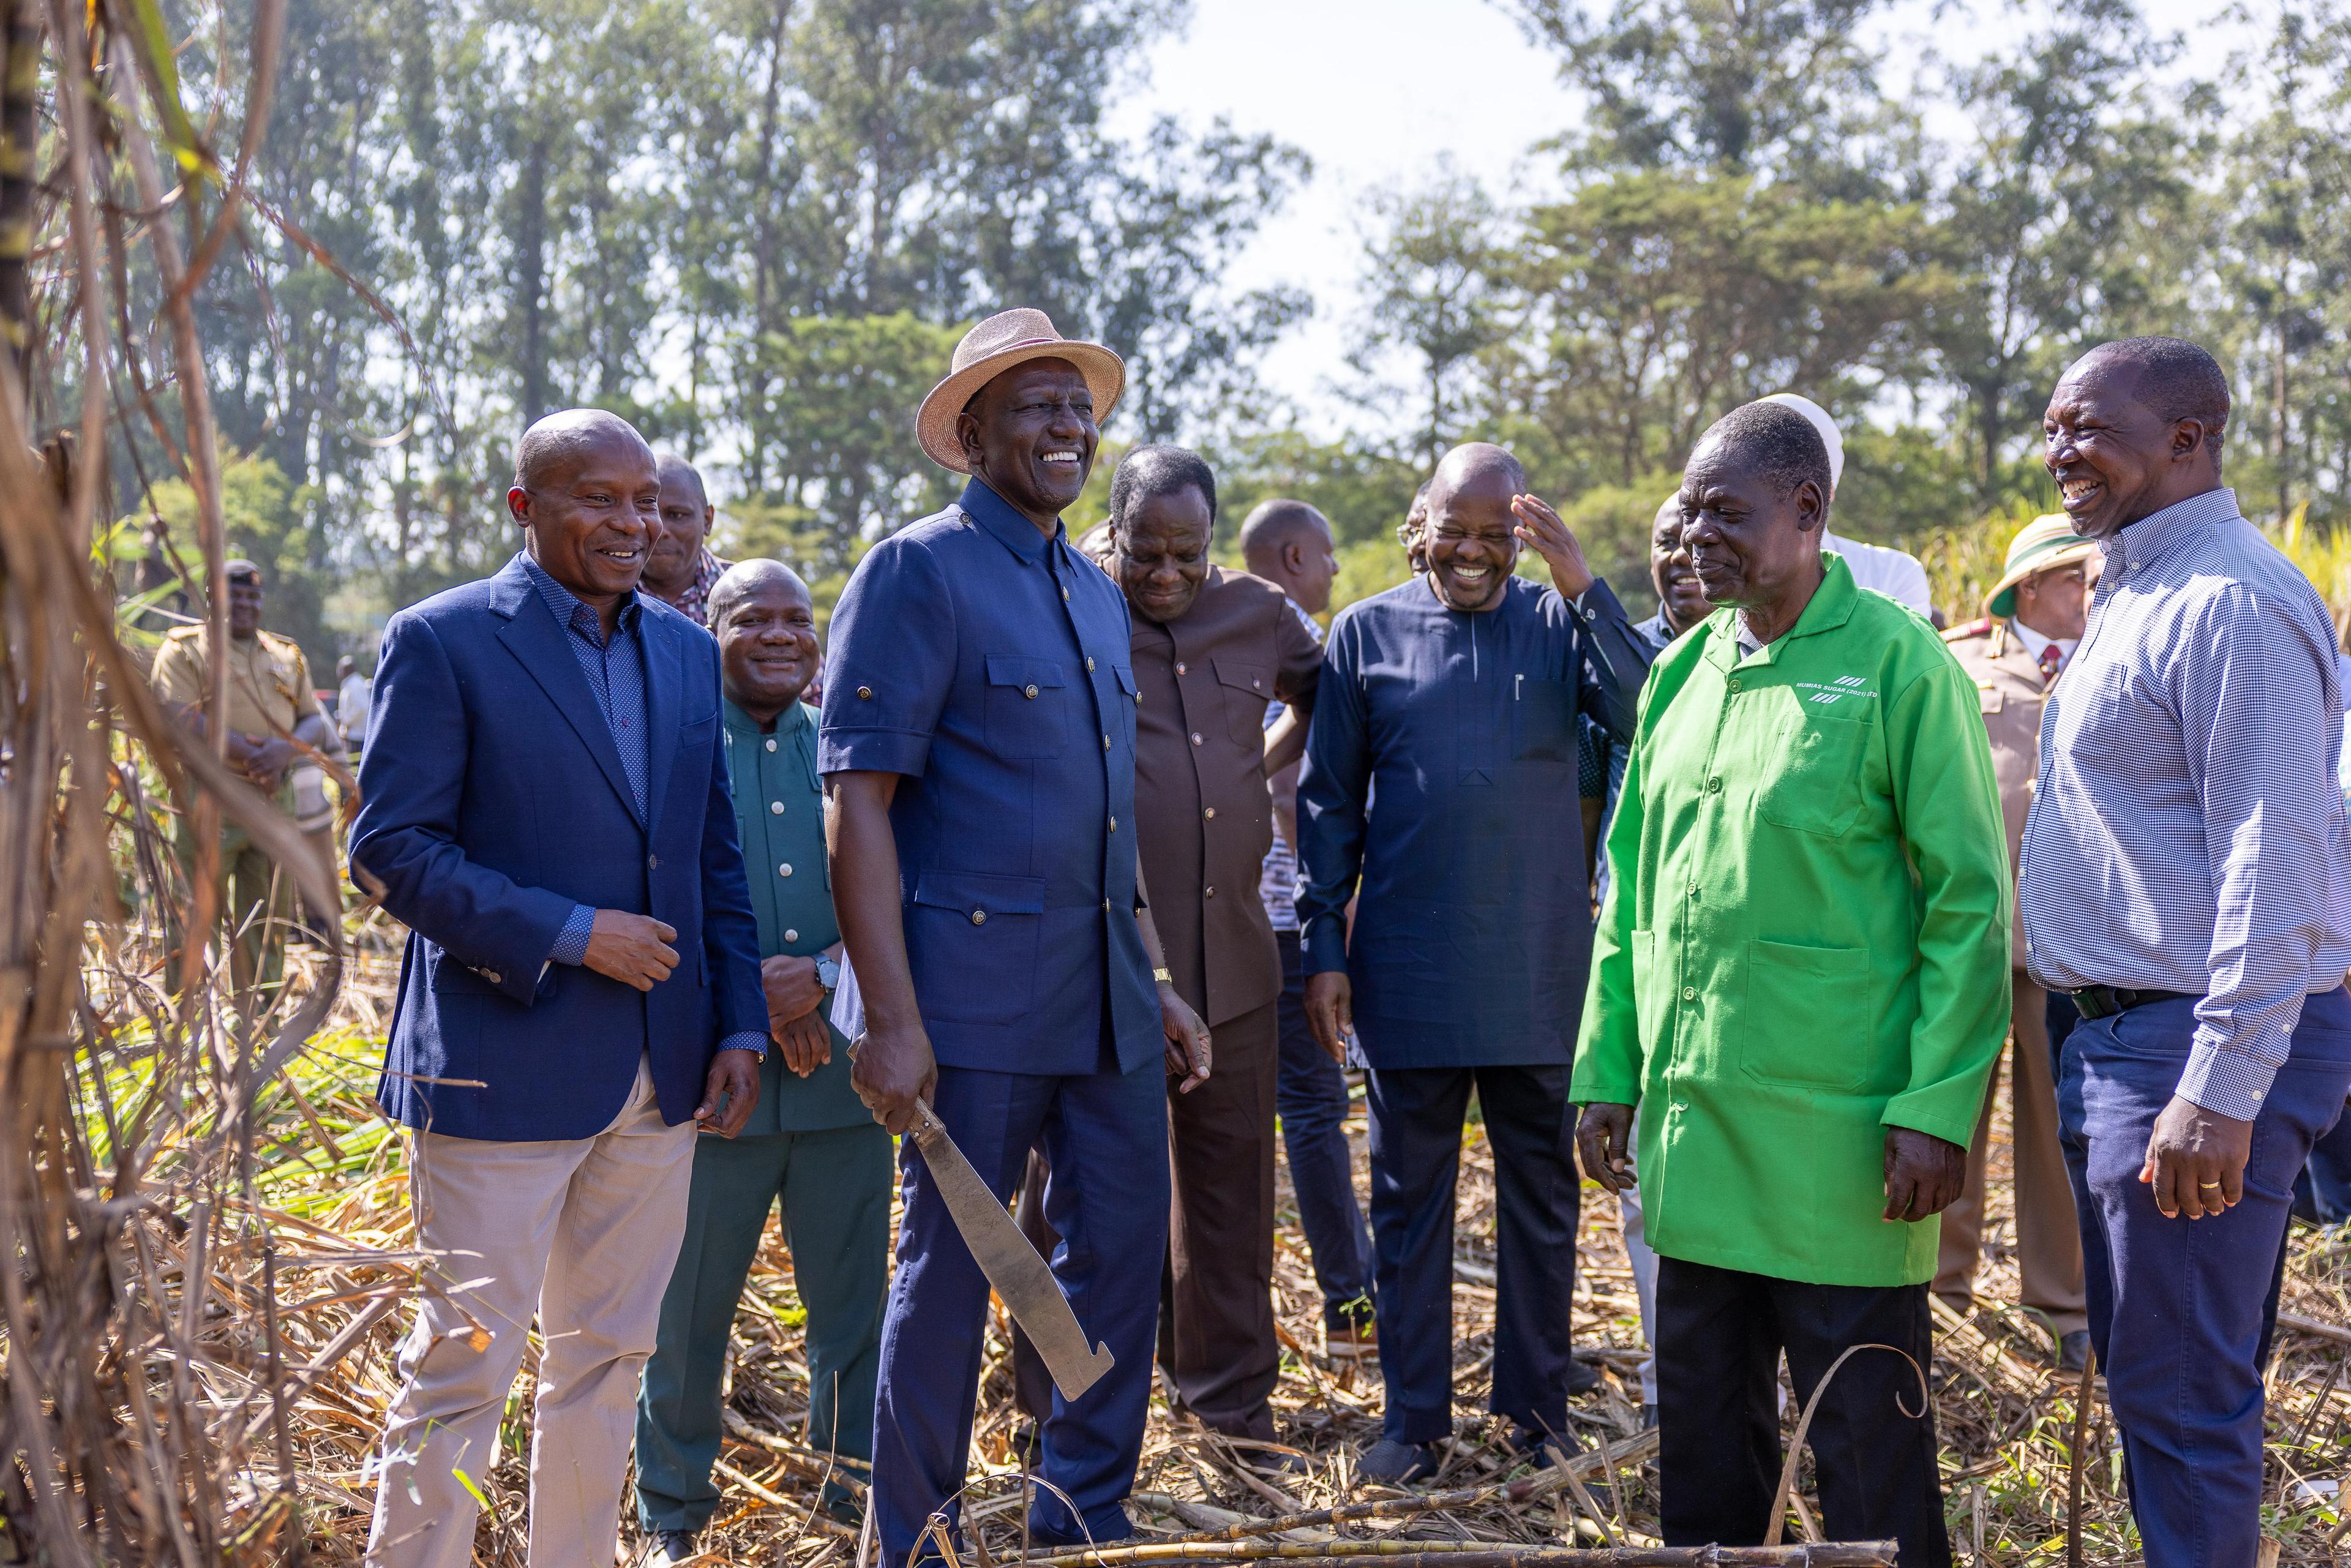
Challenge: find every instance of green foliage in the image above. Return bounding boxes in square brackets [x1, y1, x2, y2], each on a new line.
[132, 0, 1303, 654]
[1924, 0, 2202, 492]
[1503, 0, 1899, 179]
[143, 454, 336, 677]
[1501, 171, 1947, 490]
[1207, 430, 1425, 550]
[743, 313, 970, 566]
[86, 0, 2351, 653]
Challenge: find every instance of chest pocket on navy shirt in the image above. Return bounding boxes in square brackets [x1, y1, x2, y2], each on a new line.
[985, 656, 1067, 759]
[1510, 677, 1576, 762]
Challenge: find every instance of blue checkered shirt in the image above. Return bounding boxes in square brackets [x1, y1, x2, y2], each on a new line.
[520, 557, 768, 1059]
[2019, 489, 2351, 1119]
[1258, 598, 1323, 931]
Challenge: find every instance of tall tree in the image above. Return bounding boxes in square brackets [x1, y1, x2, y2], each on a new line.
[1345, 165, 1507, 465]
[1922, 0, 2200, 495]
[2210, 4, 2351, 524]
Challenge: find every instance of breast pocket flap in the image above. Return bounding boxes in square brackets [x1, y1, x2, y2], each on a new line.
[1211, 658, 1270, 696]
[985, 656, 1066, 692]
[912, 869, 1048, 918]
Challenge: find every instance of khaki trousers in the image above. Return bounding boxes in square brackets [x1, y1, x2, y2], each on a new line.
[366, 1060, 696, 1568]
[1933, 971, 2088, 1338]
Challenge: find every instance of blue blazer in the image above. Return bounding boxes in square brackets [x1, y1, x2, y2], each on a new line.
[352, 555, 767, 1141]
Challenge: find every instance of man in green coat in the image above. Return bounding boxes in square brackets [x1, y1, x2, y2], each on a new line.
[1573, 401, 2009, 1568]
[636, 560, 892, 1566]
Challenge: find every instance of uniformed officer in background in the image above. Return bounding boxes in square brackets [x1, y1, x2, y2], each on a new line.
[149, 558, 340, 992]
[1933, 514, 2097, 1371]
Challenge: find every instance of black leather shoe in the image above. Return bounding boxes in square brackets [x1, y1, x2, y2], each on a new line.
[1358, 1437, 1439, 1484]
[2059, 1330, 2093, 1373]
[652, 1529, 700, 1566]
[1565, 1355, 1602, 1394]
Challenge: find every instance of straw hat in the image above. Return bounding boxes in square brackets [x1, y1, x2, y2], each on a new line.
[914, 309, 1125, 474]
[1985, 513, 2100, 620]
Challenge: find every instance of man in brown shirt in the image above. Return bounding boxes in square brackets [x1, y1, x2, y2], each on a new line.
[1934, 513, 2097, 1370]
[645, 454, 733, 626]
[1111, 445, 1322, 1444]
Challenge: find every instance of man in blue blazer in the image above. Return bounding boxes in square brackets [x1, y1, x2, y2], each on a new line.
[353, 408, 767, 1568]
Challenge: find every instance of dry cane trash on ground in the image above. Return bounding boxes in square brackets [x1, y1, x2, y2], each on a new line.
[56, 920, 2345, 1567]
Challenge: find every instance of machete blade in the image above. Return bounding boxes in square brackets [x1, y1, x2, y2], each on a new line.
[909, 1100, 1115, 1403]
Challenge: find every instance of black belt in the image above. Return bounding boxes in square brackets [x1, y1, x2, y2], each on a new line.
[2068, 985, 2200, 1021]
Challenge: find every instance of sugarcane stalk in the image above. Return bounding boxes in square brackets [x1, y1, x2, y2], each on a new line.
[1018, 1542, 1895, 1568]
[1110, 1430, 1660, 1552]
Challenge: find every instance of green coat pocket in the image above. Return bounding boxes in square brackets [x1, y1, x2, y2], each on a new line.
[1755, 708, 1869, 838]
[1741, 939, 1870, 1091]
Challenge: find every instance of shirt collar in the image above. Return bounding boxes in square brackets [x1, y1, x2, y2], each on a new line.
[2008, 619, 2075, 663]
[2105, 487, 2240, 577]
[1703, 551, 1859, 670]
[520, 551, 642, 644]
[1633, 609, 1679, 653]
[960, 478, 1066, 563]
[724, 694, 812, 738]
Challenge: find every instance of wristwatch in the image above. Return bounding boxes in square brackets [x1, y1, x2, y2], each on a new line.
[816, 953, 841, 990]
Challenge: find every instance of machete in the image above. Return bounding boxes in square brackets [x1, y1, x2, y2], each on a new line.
[909, 1099, 1116, 1402]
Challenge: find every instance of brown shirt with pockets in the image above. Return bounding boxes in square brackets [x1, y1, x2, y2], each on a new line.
[1130, 566, 1324, 1028]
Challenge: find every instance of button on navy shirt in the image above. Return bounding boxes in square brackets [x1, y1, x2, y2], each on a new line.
[817, 479, 1158, 1076]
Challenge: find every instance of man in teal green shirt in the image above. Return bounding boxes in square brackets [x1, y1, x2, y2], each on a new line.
[636, 560, 891, 1564]
[1573, 402, 2009, 1568]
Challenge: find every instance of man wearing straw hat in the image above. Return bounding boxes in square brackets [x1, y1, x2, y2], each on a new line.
[1931, 516, 2096, 1370]
[821, 309, 1209, 1566]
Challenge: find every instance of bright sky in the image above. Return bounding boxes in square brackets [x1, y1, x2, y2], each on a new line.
[1106, 0, 2247, 441]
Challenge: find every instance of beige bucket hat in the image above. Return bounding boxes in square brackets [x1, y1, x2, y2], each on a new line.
[914, 308, 1125, 474]
[1985, 513, 2101, 620]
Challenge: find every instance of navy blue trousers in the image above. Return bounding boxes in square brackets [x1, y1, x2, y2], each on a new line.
[1364, 1063, 1579, 1446]
[871, 1059, 1168, 1563]
[2056, 986, 2351, 1568]
[1273, 932, 1371, 1330]
[2294, 1092, 2351, 1223]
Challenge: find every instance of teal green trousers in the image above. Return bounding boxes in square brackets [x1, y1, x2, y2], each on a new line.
[634, 1120, 893, 1534]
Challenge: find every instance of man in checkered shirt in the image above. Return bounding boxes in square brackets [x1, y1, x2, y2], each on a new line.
[2020, 336, 2351, 1568]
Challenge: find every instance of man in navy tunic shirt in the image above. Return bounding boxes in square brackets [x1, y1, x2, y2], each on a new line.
[820, 310, 1208, 1564]
[1299, 442, 1651, 1480]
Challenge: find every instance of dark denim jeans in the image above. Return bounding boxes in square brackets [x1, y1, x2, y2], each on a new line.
[1273, 931, 1372, 1330]
[2056, 985, 2351, 1568]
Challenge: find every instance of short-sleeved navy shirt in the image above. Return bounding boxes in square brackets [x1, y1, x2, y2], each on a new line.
[818, 479, 1159, 1076]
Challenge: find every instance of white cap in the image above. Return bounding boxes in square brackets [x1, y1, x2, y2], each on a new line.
[1761, 392, 1843, 498]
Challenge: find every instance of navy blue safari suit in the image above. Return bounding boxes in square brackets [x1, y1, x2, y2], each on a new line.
[820, 479, 1165, 1561]
[1297, 571, 1650, 1447]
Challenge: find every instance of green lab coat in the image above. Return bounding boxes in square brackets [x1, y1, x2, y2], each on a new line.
[1572, 555, 2012, 1288]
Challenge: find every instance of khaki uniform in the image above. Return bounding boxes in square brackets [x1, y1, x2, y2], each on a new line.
[150, 625, 329, 992]
[1932, 618, 2088, 1337]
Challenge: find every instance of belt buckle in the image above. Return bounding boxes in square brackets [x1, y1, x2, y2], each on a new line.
[2074, 986, 2118, 1021]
